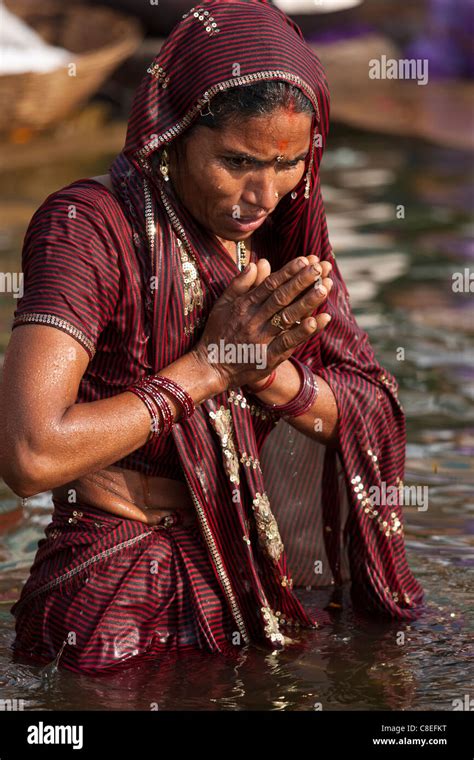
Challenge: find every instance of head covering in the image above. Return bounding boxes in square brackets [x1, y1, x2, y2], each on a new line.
[109, 0, 424, 651]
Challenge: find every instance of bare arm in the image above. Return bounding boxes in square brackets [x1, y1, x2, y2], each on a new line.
[0, 325, 220, 498]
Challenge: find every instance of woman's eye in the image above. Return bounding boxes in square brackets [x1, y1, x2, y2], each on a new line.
[223, 157, 302, 170]
[224, 157, 251, 169]
[286, 158, 307, 169]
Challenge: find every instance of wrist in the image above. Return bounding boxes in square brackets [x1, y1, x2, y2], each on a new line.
[245, 359, 294, 404]
[257, 357, 318, 417]
[245, 368, 277, 394]
[189, 347, 227, 397]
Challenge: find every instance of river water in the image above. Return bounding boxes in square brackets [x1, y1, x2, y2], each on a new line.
[0, 125, 472, 710]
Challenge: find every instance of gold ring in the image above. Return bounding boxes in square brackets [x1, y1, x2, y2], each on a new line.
[270, 313, 287, 331]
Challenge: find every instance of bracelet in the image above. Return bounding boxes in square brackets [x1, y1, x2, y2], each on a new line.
[244, 370, 277, 394]
[152, 387, 174, 434]
[149, 375, 195, 420]
[259, 357, 318, 418]
[128, 373, 196, 443]
[128, 376, 175, 442]
[128, 385, 163, 440]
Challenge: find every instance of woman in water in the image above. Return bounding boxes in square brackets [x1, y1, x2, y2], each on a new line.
[1, 0, 424, 673]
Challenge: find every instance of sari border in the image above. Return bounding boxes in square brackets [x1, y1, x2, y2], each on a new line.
[180, 467, 251, 645]
[12, 312, 96, 360]
[11, 532, 152, 614]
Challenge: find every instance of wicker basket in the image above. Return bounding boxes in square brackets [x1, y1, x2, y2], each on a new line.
[0, 0, 143, 133]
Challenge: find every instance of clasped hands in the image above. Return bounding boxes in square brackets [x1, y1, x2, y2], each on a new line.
[193, 253, 334, 394]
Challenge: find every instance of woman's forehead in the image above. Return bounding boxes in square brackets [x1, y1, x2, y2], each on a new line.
[197, 110, 313, 157]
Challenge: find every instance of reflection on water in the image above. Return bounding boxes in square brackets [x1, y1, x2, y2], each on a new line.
[0, 125, 472, 710]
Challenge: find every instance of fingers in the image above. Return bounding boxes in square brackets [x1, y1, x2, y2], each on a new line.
[220, 255, 333, 330]
[251, 256, 320, 290]
[246, 256, 313, 306]
[281, 273, 333, 327]
[253, 258, 271, 288]
[313, 260, 333, 297]
[219, 261, 259, 302]
[268, 313, 332, 362]
[261, 260, 333, 326]
[315, 312, 332, 331]
[258, 262, 322, 320]
[284, 260, 333, 323]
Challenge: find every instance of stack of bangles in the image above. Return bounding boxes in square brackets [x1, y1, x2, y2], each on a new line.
[243, 356, 319, 418]
[128, 374, 195, 442]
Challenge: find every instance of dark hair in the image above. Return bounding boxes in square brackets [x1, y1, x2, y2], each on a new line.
[191, 80, 314, 131]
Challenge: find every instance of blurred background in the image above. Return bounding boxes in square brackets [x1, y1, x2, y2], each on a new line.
[0, 0, 473, 711]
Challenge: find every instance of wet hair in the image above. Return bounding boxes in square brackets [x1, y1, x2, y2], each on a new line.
[151, 80, 313, 171]
[191, 80, 314, 131]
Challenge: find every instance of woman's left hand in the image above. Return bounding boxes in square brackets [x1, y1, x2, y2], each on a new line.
[244, 253, 333, 393]
[251, 253, 333, 320]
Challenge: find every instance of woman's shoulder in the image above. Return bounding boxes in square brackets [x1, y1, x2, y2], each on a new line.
[33, 175, 129, 230]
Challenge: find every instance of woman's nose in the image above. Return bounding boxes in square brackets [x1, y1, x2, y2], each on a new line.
[242, 172, 279, 213]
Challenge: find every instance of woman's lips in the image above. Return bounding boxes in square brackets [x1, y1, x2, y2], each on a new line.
[226, 215, 268, 232]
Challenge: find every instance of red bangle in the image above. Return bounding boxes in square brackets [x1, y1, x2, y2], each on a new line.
[128, 375, 175, 442]
[259, 357, 318, 417]
[244, 370, 276, 394]
[128, 385, 163, 440]
[148, 375, 195, 420]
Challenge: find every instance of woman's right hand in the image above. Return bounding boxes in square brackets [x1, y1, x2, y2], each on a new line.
[192, 254, 333, 392]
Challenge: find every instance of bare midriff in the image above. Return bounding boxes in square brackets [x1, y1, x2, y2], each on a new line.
[51, 465, 197, 526]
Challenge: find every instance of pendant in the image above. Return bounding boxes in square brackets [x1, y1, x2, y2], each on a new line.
[237, 240, 247, 271]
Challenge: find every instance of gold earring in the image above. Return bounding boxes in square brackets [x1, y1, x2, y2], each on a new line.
[304, 130, 318, 199]
[159, 148, 170, 182]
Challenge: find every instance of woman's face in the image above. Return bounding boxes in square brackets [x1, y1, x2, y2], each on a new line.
[167, 107, 312, 242]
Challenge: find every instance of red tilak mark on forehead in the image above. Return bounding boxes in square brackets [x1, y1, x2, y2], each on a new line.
[276, 100, 298, 154]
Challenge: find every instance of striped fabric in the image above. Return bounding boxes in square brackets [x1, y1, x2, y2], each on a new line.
[10, 0, 425, 672]
[11, 503, 238, 673]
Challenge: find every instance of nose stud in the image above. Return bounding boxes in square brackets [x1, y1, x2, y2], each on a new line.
[274, 191, 279, 198]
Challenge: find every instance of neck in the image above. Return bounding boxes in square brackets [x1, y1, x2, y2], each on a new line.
[217, 235, 251, 261]
[216, 235, 251, 269]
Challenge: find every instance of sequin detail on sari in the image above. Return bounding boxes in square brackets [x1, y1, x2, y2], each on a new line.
[209, 406, 241, 485]
[252, 491, 284, 563]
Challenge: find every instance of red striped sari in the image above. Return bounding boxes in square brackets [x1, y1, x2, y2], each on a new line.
[10, 0, 424, 673]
